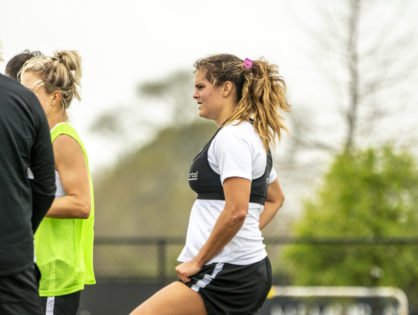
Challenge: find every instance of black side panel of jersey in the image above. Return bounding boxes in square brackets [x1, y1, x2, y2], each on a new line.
[188, 127, 272, 205]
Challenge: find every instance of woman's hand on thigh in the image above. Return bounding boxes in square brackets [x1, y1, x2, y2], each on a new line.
[175, 259, 201, 283]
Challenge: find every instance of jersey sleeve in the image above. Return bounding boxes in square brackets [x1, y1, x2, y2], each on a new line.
[268, 167, 277, 184]
[211, 128, 253, 184]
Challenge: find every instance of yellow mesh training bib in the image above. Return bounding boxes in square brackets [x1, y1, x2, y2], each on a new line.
[35, 122, 95, 296]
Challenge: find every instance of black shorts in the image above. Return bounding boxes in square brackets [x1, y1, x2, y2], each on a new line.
[40, 291, 81, 315]
[0, 264, 43, 315]
[182, 256, 272, 315]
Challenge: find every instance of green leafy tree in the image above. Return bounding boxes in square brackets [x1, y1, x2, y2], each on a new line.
[281, 146, 418, 306]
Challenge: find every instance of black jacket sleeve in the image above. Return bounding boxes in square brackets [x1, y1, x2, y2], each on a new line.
[30, 181, 55, 231]
[29, 94, 56, 233]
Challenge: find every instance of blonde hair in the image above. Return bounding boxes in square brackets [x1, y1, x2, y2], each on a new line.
[21, 50, 82, 116]
[194, 54, 290, 150]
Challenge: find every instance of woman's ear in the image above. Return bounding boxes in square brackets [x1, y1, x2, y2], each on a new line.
[222, 81, 234, 97]
[51, 90, 62, 106]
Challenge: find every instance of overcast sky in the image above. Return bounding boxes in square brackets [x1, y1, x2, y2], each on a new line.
[1, 0, 308, 168]
[1, 0, 417, 172]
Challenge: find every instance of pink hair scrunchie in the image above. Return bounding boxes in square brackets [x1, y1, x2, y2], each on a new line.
[243, 58, 253, 69]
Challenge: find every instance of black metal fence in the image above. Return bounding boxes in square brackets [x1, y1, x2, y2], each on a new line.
[93, 236, 418, 283]
[94, 236, 185, 283]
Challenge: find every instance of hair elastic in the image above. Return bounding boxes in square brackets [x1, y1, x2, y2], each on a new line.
[243, 58, 253, 69]
[52, 55, 63, 63]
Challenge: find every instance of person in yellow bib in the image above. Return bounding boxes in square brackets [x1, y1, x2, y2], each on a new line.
[20, 50, 95, 315]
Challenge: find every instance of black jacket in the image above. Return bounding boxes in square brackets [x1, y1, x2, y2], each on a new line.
[0, 74, 56, 276]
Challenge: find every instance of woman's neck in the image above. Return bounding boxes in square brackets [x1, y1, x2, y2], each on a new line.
[48, 112, 67, 130]
[215, 100, 237, 126]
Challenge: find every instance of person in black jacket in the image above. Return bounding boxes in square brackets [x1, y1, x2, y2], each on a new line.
[0, 54, 56, 314]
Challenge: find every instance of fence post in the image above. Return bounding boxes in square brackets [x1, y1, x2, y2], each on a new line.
[157, 239, 167, 283]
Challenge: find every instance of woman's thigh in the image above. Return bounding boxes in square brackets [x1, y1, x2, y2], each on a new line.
[130, 281, 207, 315]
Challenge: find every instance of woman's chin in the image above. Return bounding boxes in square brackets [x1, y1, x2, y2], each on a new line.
[198, 108, 205, 118]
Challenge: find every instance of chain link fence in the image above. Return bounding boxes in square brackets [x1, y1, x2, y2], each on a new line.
[93, 236, 418, 283]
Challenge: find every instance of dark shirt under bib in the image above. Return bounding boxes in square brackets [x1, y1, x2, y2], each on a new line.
[188, 127, 272, 205]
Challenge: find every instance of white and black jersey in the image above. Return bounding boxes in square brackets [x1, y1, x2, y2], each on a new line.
[178, 120, 277, 266]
